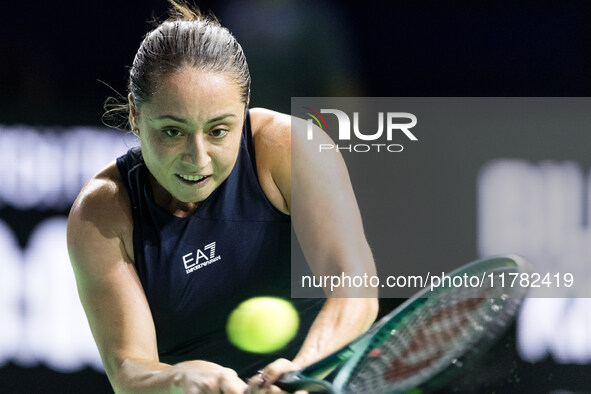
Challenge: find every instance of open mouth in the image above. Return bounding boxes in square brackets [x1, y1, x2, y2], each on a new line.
[177, 174, 210, 185]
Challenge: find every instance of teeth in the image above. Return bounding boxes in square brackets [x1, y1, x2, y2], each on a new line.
[179, 174, 206, 181]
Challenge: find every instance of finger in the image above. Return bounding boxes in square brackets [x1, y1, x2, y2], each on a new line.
[245, 370, 265, 393]
[219, 370, 248, 394]
[197, 378, 217, 394]
[265, 384, 289, 394]
[245, 384, 283, 394]
[259, 359, 298, 386]
[219, 381, 248, 394]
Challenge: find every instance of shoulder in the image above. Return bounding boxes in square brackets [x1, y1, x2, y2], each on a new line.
[69, 162, 132, 230]
[67, 161, 134, 263]
[249, 108, 292, 214]
[249, 107, 291, 152]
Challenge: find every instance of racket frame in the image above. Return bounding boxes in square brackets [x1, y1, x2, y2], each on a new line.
[278, 254, 531, 393]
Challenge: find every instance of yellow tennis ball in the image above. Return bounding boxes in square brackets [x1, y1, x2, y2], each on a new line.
[226, 297, 299, 354]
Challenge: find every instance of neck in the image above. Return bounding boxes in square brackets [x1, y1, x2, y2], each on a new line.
[148, 174, 200, 217]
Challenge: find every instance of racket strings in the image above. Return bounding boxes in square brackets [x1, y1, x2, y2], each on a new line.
[383, 294, 485, 382]
[345, 284, 520, 393]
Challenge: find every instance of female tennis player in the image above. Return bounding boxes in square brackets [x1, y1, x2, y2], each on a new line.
[67, 1, 378, 393]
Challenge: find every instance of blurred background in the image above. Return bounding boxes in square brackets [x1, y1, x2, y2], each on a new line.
[2, 0, 591, 392]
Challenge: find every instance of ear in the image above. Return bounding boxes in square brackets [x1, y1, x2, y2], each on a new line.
[128, 93, 138, 131]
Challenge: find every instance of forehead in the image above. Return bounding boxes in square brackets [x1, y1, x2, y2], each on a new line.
[143, 67, 243, 120]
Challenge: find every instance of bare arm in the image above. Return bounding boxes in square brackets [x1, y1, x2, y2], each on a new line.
[249, 109, 379, 387]
[67, 164, 246, 394]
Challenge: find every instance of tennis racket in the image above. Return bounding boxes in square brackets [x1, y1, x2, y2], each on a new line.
[277, 254, 531, 393]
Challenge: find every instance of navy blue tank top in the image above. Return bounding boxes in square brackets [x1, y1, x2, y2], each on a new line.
[116, 111, 322, 378]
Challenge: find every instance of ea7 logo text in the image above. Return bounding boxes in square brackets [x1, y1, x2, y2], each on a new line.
[182, 242, 222, 275]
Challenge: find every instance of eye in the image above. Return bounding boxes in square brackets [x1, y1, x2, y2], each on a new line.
[210, 128, 228, 138]
[163, 129, 182, 138]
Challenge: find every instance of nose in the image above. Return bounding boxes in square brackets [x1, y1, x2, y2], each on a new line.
[183, 133, 211, 168]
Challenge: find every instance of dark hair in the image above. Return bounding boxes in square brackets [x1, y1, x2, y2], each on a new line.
[103, 0, 250, 129]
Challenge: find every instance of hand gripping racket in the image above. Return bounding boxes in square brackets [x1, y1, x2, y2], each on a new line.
[277, 254, 531, 393]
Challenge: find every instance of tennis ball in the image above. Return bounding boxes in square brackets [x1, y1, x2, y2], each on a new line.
[226, 297, 299, 354]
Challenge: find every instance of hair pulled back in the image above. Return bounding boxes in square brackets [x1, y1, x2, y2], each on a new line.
[104, 0, 250, 128]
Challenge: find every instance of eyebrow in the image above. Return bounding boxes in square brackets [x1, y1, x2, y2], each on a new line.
[155, 113, 237, 124]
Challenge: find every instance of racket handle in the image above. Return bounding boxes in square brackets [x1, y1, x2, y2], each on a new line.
[276, 371, 335, 393]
